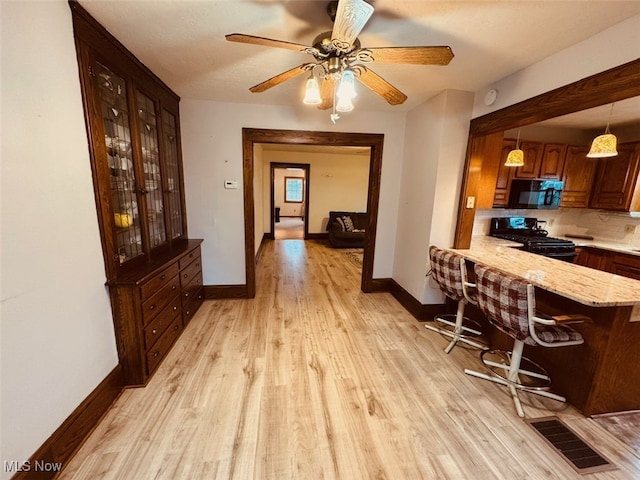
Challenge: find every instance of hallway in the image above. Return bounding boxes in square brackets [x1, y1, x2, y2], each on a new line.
[274, 217, 304, 240]
[58, 240, 640, 479]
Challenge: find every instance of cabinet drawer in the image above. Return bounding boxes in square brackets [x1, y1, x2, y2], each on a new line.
[140, 263, 179, 299]
[146, 315, 182, 374]
[179, 248, 201, 270]
[180, 255, 202, 288]
[141, 275, 180, 326]
[144, 299, 181, 350]
[182, 288, 204, 325]
[182, 270, 203, 305]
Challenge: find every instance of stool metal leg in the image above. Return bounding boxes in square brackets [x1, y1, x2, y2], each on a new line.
[424, 299, 486, 354]
[464, 341, 567, 417]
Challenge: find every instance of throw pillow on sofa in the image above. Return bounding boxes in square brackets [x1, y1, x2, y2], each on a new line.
[342, 215, 355, 232]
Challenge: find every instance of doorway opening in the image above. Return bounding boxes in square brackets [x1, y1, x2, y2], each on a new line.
[242, 128, 384, 297]
[271, 162, 310, 240]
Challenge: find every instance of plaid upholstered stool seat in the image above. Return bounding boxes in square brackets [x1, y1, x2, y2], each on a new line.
[426, 246, 486, 354]
[465, 264, 585, 418]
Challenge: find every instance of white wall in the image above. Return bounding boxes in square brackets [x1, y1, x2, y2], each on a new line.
[1, 2, 119, 475]
[180, 101, 406, 285]
[393, 90, 474, 304]
[264, 150, 370, 233]
[473, 14, 640, 118]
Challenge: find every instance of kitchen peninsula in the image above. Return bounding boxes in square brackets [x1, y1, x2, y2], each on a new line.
[449, 236, 640, 416]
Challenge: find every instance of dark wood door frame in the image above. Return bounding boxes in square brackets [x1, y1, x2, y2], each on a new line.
[454, 58, 640, 248]
[270, 162, 310, 240]
[242, 128, 384, 298]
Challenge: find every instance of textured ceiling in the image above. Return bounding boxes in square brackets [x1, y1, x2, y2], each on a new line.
[78, 0, 640, 117]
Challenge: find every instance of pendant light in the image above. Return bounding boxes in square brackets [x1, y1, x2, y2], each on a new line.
[505, 129, 524, 167]
[587, 103, 618, 158]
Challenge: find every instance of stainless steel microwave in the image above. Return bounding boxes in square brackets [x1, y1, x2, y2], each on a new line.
[508, 179, 563, 209]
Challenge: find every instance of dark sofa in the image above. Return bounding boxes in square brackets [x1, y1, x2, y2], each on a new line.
[326, 211, 368, 248]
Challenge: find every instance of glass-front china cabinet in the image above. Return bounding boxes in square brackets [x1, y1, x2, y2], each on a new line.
[71, 2, 202, 386]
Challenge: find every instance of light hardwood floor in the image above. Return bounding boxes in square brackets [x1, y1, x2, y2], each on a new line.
[59, 240, 640, 479]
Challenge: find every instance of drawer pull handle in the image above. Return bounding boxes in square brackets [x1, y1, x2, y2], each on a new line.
[173, 306, 178, 311]
[186, 310, 191, 316]
[184, 292, 189, 297]
[189, 253, 194, 258]
[161, 274, 166, 280]
[174, 325, 179, 331]
[149, 304, 155, 311]
[153, 351, 159, 358]
[152, 329, 157, 334]
[172, 285, 177, 290]
[184, 273, 188, 278]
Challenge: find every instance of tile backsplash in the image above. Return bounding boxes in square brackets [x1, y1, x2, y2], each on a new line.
[474, 208, 640, 246]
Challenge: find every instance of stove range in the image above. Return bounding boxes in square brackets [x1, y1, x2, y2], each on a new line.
[489, 217, 576, 262]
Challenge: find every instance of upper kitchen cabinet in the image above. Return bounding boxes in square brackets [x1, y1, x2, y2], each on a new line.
[71, 3, 187, 280]
[491, 139, 567, 207]
[492, 139, 516, 207]
[513, 141, 544, 179]
[539, 143, 567, 178]
[590, 142, 640, 211]
[560, 145, 596, 208]
[514, 141, 566, 179]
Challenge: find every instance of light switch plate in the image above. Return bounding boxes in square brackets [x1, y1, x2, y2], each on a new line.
[224, 180, 238, 189]
[466, 196, 475, 209]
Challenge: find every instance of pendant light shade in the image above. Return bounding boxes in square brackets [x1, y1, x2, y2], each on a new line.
[587, 104, 618, 158]
[505, 149, 525, 167]
[505, 129, 524, 167]
[303, 75, 322, 105]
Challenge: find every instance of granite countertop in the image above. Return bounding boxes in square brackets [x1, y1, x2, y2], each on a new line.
[560, 235, 640, 257]
[448, 236, 640, 307]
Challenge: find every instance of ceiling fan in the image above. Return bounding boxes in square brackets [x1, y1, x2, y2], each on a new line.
[226, 0, 454, 116]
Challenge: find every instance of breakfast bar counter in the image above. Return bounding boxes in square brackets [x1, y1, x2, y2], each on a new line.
[447, 236, 640, 416]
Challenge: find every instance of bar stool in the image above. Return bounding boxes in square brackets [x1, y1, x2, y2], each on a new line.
[465, 264, 585, 417]
[426, 245, 485, 354]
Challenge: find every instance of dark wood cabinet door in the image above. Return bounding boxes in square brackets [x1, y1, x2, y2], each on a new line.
[493, 139, 516, 207]
[539, 143, 567, 178]
[514, 141, 544, 179]
[590, 143, 640, 211]
[610, 253, 640, 280]
[560, 145, 596, 208]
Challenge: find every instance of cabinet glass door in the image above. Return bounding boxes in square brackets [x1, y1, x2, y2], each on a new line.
[137, 91, 167, 248]
[162, 110, 184, 239]
[96, 62, 143, 265]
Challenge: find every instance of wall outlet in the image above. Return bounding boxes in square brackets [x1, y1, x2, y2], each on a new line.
[625, 224, 637, 234]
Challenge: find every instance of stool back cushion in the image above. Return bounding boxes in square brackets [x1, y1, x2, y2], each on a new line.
[475, 264, 537, 345]
[429, 246, 464, 301]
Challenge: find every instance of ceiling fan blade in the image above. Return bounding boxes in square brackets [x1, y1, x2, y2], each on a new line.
[249, 65, 309, 93]
[357, 67, 407, 106]
[331, 0, 374, 48]
[226, 33, 309, 52]
[318, 77, 336, 110]
[367, 46, 454, 66]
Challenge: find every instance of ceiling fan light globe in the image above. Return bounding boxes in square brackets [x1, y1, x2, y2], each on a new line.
[336, 95, 354, 112]
[337, 70, 357, 99]
[587, 133, 618, 158]
[303, 77, 322, 105]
